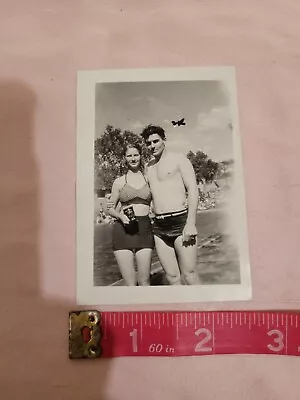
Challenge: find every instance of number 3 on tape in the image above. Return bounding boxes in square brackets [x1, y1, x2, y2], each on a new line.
[69, 310, 300, 358]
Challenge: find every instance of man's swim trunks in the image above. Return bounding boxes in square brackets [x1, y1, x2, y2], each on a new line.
[152, 209, 188, 247]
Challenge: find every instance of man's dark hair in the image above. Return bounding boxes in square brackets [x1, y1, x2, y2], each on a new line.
[141, 124, 166, 141]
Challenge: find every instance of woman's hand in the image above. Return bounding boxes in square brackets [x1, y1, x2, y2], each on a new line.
[120, 211, 130, 225]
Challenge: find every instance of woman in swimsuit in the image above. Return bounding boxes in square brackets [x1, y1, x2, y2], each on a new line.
[106, 143, 154, 286]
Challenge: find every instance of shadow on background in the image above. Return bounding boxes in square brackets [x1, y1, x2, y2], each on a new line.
[0, 81, 111, 399]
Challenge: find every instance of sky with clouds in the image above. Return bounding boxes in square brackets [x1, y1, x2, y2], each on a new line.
[95, 80, 234, 162]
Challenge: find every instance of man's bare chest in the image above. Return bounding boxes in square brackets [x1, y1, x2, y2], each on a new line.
[148, 161, 179, 183]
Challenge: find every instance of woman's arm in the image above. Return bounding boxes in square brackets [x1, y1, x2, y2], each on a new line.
[106, 178, 129, 224]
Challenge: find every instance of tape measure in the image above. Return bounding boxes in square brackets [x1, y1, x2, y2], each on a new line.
[69, 310, 300, 359]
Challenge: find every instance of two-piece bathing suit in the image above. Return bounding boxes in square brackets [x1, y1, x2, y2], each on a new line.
[112, 174, 154, 251]
[112, 173, 188, 251]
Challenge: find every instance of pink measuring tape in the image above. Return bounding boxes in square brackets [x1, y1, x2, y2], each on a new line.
[69, 310, 300, 358]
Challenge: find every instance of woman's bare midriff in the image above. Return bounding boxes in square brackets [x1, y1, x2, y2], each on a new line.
[127, 203, 150, 217]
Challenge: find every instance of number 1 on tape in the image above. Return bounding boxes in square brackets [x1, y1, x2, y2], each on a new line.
[69, 310, 300, 358]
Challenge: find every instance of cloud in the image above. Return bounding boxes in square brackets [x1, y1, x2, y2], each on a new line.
[164, 129, 193, 154]
[129, 120, 144, 130]
[146, 97, 181, 124]
[197, 106, 231, 132]
[166, 140, 191, 154]
[202, 145, 212, 153]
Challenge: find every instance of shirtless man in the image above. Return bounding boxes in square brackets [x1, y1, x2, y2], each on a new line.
[141, 124, 201, 285]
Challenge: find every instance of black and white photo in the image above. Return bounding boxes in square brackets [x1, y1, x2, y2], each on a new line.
[76, 67, 252, 305]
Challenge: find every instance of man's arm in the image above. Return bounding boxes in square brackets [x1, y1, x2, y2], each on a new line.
[179, 155, 199, 226]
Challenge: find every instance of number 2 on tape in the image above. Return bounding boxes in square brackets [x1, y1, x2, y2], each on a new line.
[194, 328, 213, 352]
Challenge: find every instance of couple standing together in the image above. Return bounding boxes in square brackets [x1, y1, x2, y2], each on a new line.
[107, 124, 201, 286]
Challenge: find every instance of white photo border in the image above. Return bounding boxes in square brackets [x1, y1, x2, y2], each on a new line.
[76, 66, 252, 307]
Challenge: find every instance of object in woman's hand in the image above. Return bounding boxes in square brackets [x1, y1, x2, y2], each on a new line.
[122, 205, 136, 222]
[122, 205, 138, 234]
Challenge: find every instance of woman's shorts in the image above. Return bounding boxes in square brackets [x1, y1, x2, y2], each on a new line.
[112, 216, 155, 251]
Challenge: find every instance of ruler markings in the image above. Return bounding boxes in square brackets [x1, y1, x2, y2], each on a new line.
[103, 313, 107, 339]
[171, 313, 174, 326]
[93, 311, 300, 357]
[235, 312, 238, 325]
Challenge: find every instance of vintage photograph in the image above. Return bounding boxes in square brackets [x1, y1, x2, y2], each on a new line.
[76, 67, 252, 305]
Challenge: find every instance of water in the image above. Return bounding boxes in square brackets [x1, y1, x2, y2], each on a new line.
[93, 207, 240, 286]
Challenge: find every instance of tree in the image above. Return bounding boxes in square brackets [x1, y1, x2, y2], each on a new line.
[203, 158, 219, 182]
[94, 125, 150, 192]
[217, 159, 234, 180]
[187, 150, 219, 183]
